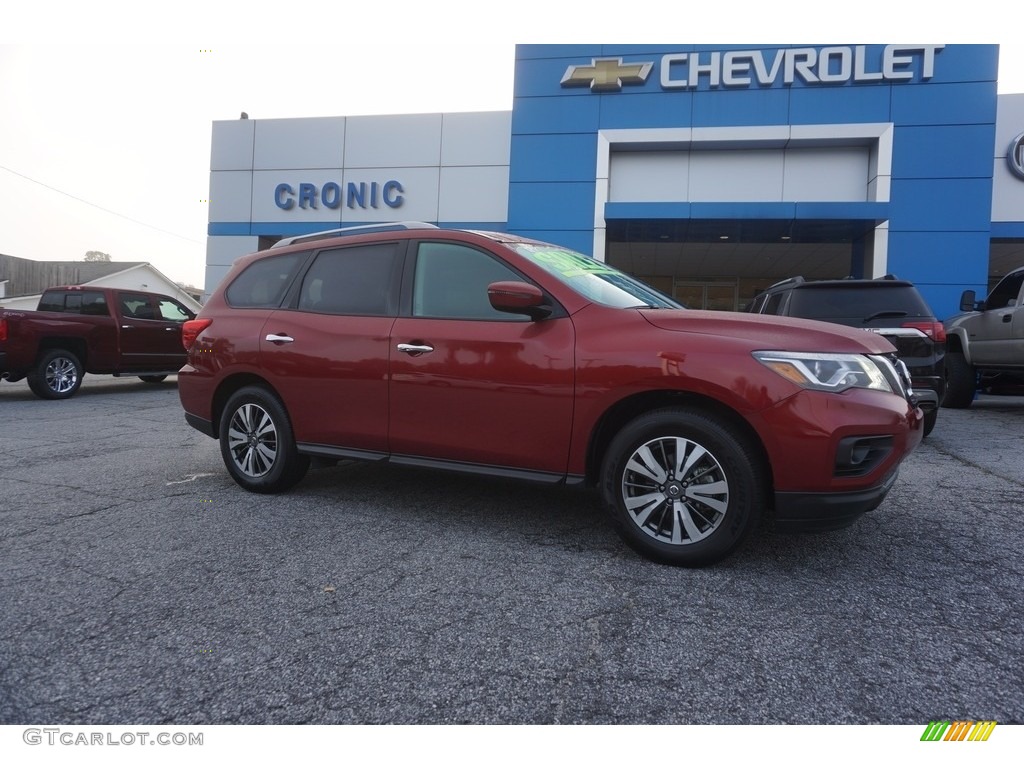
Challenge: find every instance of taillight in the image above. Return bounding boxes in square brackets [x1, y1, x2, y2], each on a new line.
[0, 318, 7, 343]
[182, 318, 213, 350]
[902, 321, 946, 343]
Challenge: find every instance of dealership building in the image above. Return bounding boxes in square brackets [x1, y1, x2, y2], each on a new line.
[206, 44, 1024, 319]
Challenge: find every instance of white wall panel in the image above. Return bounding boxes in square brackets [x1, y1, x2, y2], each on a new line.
[253, 117, 346, 170]
[339, 167, 441, 223]
[210, 120, 254, 171]
[438, 166, 510, 221]
[441, 112, 512, 166]
[344, 114, 443, 168]
[250, 171, 344, 224]
[207, 235, 258, 267]
[688, 150, 785, 202]
[783, 148, 869, 202]
[209, 172, 254, 222]
[992, 94, 1024, 222]
[609, 152, 689, 202]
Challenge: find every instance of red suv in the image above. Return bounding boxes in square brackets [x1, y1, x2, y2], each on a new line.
[178, 223, 923, 566]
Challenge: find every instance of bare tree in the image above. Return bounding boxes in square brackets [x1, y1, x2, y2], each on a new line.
[84, 250, 111, 262]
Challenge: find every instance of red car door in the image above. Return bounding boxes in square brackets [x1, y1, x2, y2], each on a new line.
[257, 242, 402, 452]
[388, 241, 575, 476]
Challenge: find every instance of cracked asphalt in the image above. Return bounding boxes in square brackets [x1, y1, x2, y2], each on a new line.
[0, 375, 1021, 724]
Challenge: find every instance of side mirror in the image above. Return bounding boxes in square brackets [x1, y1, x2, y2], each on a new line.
[959, 290, 978, 312]
[487, 281, 552, 321]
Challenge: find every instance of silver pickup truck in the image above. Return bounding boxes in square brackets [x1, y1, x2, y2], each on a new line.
[943, 265, 1024, 407]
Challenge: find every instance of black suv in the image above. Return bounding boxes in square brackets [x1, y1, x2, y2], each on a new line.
[747, 276, 945, 436]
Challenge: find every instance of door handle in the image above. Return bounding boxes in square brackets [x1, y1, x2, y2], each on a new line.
[397, 343, 434, 356]
[1002, 314, 1012, 323]
[265, 333, 295, 344]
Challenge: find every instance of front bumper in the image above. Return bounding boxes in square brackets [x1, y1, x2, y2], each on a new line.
[773, 469, 899, 531]
[751, 387, 923, 529]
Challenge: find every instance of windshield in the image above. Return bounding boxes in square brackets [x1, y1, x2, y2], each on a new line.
[511, 244, 681, 309]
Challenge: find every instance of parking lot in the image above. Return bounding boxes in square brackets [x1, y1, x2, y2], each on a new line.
[0, 375, 1021, 725]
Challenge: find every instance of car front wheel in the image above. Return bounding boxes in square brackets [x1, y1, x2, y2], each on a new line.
[219, 386, 310, 493]
[601, 408, 765, 567]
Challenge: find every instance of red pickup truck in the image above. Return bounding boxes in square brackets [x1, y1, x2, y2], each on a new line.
[0, 286, 195, 399]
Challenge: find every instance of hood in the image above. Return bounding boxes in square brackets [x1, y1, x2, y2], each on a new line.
[639, 309, 897, 355]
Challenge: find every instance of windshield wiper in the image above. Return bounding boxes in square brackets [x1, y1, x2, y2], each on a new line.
[862, 310, 908, 322]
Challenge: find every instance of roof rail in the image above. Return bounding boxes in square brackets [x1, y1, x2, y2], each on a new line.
[271, 221, 440, 248]
[764, 275, 805, 291]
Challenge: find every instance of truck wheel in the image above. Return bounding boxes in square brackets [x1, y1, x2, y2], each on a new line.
[27, 349, 84, 400]
[219, 386, 310, 493]
[139, 375, 168, 384]
[942, 352, 976, 409]
[923, 409, 937, 437]
[601, 407, 765, 567]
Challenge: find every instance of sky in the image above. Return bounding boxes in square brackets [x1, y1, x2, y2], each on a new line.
[2, 3, 1022, 291]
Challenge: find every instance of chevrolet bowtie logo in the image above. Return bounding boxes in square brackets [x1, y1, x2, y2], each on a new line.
[561, 58, 654, 92]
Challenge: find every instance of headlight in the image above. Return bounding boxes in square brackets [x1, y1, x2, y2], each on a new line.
[752, 351, 893, 394]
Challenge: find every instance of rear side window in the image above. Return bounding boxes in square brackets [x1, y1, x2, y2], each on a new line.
[788, 286, 933, 321]
[763, 292, 785, 315]
[38, 291, 109, 316]
[297, 243, 399, 316]
[226, 252, 306, 308]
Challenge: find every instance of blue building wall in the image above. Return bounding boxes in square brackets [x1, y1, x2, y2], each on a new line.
[507, 44, 1000, 319]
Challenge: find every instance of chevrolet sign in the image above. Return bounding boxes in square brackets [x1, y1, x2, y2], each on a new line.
[561, 45, 944, 92]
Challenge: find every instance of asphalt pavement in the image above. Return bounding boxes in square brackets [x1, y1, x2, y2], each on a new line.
[0, 375, 1021, 725]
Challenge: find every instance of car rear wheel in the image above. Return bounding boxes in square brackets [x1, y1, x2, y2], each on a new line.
[601, 408, 765, 567]
[27, 349, 84, 400]
[942, 351, 976, 409]
[219, 386, 309, 493]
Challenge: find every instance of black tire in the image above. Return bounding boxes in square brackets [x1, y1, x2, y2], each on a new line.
[922, 409, 937, 438]
[942, 351, 976, 409]
[139, 375, 168, 384]
[601, 407, 766, 567]
[27, 349, 84, 400]
[219, 386, 310, 493]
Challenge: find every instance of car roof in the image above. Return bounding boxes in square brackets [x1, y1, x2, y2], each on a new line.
[270, 222, 549, 250]
[761, 275, 916, 293]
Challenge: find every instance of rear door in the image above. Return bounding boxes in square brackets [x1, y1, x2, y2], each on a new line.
[258, 241, 403, 453]
[388, 240, 575, 475]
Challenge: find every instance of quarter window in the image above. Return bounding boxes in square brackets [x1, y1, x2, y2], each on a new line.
[226, 252, 306, 308]
[412, 242, 527, 320]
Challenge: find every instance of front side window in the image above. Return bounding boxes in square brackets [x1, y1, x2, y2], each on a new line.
[119, 293, 156, 320]
[413, 242, 527, 320]
[226, 252, 306, 308]
[987, 273, 1024, 310]
[297, 243, 399, 316]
